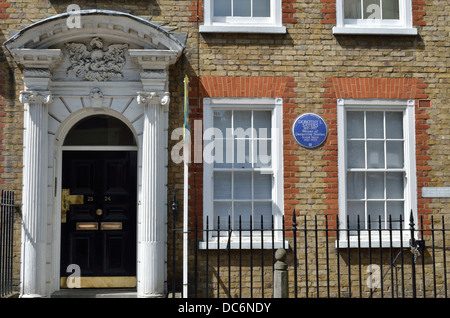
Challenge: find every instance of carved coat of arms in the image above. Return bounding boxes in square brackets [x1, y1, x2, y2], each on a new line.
[65, 37, 128, 81]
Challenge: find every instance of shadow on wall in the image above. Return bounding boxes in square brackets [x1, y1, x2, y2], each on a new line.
[0, 31, 16, 102]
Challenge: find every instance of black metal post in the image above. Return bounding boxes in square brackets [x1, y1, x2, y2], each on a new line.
[314, 215, 319, 297]
[206, 215, 209, 298]
[194, 215, 198, 297]
[357, 214, 362, 298]
[292, 210, 298, 298]
[261, 215, 264, 298]
[325, 215, 330, 298]
[250, 214, 253, 298]
[239, 215, 242, 297]
[171, 189, 178, 298]
[442, 216, 448, 298]
[336, 216, 341, 298]
[410, 211, 417, 298]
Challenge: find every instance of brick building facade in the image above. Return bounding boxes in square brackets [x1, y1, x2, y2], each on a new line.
[0, 0, 448, 298]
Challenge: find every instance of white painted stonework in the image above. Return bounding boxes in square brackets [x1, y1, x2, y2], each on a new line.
[4, 10, 185, 298]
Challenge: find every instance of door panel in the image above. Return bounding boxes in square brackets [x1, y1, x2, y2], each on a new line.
[61, 151, 137, 283]
[71, 234, 95, 274]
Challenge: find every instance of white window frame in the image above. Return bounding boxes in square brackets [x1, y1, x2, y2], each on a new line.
[337, 99, 417, 248]
[200, 97, 286, 249]
[200, 0, 286, 34]
[333, 0, 417, 35]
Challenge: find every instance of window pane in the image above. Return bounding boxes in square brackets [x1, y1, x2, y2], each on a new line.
[347, 140, 365, 168]
[367, 140, 384, 168]
[234, 139, 252, 168]
[344, 0, 362, 19]
[386, 172, 404, 199]
[253, 0, 270, 17]
[367, 172, 384, 199]
[382, 0, 399, 19]
[386, 201, 404, 229]
[386, 141, 404, 168]
[254, 202, 272, 229]
[347, 201, 365, 229]
[214, 110, 232, 136]
[64, 115, 136, 146]
[234, 110, 252, 131]
[254, 172, 272, 199]
[214, 201, 232, 230]
[234, 171, 252, 199]
[366, 111, 384, 139]
[214, 0, 231, 16]
[213, 139, 232, 168]
[233, 0, 251, 16]
[214, 172, 232, 199]
[346, 111, 364, 138]
[234, 202, 252, 229]
[363, 0, 381, 19]
[347, 172, 365, 199]
[255, 139, 271, 168]
[368, 201, 385, 227]
[254, 111, 272, 138]
[234, 173, 252, 199]
[385, 112, 403, 139]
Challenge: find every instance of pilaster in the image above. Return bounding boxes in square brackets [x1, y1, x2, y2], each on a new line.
[19, 89, 52, 297]
[136, 91, 170, 298]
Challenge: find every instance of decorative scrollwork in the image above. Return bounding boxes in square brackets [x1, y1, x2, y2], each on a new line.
[137, 91, 170, 106]
[65, 37, 128, 81]
[19, 91, 53, 105]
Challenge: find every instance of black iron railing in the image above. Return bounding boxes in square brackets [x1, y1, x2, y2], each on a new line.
[170, 203, 449, 298]
[0, 190, 14, 298]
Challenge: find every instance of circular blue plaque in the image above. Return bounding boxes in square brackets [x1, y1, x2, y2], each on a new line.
[292, 113, 328, 148]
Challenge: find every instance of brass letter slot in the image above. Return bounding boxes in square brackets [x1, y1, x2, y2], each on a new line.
[76, 222, 98, 231]
[101, 222, 123, 230]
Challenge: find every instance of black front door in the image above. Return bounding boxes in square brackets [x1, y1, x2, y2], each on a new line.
[61, 151, 137, 283]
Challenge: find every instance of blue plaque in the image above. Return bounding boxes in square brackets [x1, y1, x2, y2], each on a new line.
[292, 113, 328, 148]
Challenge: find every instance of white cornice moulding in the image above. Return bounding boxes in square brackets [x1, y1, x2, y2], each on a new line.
[49, 81, 144, 97]
[10, 49, 63, 69]
[129, 49, 181, 70]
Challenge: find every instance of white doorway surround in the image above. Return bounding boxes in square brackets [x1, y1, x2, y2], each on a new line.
[4, 10, 185, 298]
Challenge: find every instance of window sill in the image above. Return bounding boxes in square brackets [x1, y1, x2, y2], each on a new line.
[200, 25, 287, 34]
[332, 26, 417, 36]
[335, 236, 412, 249]
[199, 238, 289, 250]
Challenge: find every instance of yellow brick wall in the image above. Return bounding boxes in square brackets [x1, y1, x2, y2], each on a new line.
[0, 0, 448, 297]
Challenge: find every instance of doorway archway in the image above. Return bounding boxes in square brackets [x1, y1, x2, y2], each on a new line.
[60, 114, 138, 288]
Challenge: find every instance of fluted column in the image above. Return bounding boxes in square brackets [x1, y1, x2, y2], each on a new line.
[136, 91, 170, 298]
[19, 90, 52, 297]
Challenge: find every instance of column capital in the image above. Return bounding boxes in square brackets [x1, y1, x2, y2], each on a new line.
[137, 91, 170, 106]
[19, 90, 53, 105]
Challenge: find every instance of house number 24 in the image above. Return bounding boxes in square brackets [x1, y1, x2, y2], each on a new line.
[86, 196, 111, 201]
